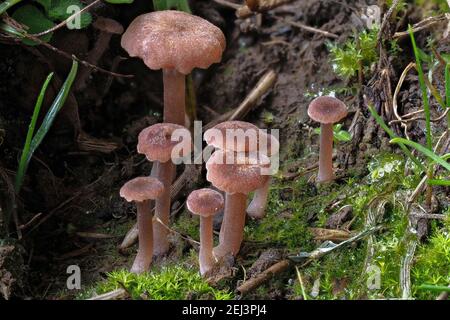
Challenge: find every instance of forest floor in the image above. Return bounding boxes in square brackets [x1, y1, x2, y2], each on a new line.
[0, 0, 449, 300]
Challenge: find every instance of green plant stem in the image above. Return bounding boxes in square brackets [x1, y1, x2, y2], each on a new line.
[409, 26, 432, 150]
[445, 63, 450, 129]
[15, 61, 78, 193]
[418, 284, 450, 293]
[14, 73, 54, 192]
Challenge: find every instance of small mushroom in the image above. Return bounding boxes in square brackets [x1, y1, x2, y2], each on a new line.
[204, 121, 260, 152]
[121, 10, 226, 126]
[120, 177, 164, 273]
[246, 131, 280, 219]
[307, 96, 348, 183]
[186, 188, 224, 276]
[138, 123, 192, 256]
[206, 150, 270, 258]
[77, 17, 124, 90]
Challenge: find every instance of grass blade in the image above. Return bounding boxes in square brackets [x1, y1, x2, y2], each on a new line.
[15, 60, 78, 193]
[367, 104, 426, 172]
[427, 179, 450, 186]
[409, 26, 432, 150]
[15, 72, 54, 191]
[390, 137, 450, 172]
[417, 284, 450, 293]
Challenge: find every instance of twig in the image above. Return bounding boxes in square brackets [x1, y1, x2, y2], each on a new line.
[284, 19, 339, 39]
[87, 288, 128, 300]
[204, 69, 277, 130]
[236, 259, 291, 295]
[213, 0, 241, 9]
[236, 0, 295, 18]
[32, 0, 101, 37]
[377, 0, 401, 44]
[393, 15, 448, 39]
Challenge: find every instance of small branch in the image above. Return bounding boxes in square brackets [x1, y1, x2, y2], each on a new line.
[213, 0, 241, 10]
[393, 15, 448, 39]
[237, 0, 295, 18]
[87, 288, 128, 300]
[32, 0, 101, 37]
[236, 259, 291, 295]
[284, 19, 339, 39]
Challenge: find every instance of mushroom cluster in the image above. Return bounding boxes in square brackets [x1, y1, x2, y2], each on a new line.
[118, 10, 348, 278]
[119, 10, 225, 273]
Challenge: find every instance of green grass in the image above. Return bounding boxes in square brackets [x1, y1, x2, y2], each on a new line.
[79, 265, 233, 300]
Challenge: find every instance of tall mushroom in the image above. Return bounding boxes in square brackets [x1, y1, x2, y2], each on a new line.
[206, 150, 270, 258]
[186, 188, 224, 276]
[307, 96, 348, 183]
[121, 10, 226, 126]
[246, 131, 280, 219]
[204, 121, 259, 244]
[138, 123, 192, 256]
[120, 177, 164, 273]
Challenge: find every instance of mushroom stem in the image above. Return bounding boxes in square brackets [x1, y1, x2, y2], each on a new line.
[153, 161, 176, 256]
[318, 123, 335, 183]
[163, 68, 186, 126]
[247, 177, 271, 219]
[199, 215, 215, 276]
[130, 200, 153, 274]
[214, 192, 247, 258]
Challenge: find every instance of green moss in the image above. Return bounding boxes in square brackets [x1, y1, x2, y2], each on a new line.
[328, 27, 379, 79]
[78, 265, 233, 300]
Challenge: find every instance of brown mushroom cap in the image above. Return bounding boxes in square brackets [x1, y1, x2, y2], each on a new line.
[206, 150, 270, 194]
[93, 17, 124, 34]
[307, 96, 348, 124]
[204, 121, 260, 152]
[137, 123, 192, 163]
[120, 177, 164, 202]
[121, 10, 226, 75]
[187, 188, 224, 217]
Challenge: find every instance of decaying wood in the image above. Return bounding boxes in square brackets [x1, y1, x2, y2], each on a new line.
[237, 0, 295, 18]
[119, 70, 278, 250]
[236, 259, 291, 295]
[87, 288, 128, 300]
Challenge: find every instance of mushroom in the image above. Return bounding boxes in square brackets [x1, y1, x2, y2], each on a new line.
[186, 188, 224, 276]
[206, 150, 270, 258]
[77, 17, 124, 90]
[204, 121, 260, 153]
[121, 10, 226, 126]
[307, 96, 348, 183]
[120, 176, 164, 273]
[138, 123, 192, 256]
[246, 131, 280, 219]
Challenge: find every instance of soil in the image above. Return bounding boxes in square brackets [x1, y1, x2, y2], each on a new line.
[0, 0, 448, 300]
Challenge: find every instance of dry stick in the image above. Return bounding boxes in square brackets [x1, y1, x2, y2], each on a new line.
[212, 0, 241, 9]
[236, 259, 291, 295]
[119, 70, 278, 249]
[236, 0, 295, 18]
[204, 69, 277, 130]
[393, 15, 448, 39]
[283, 19, 339, 39]
[87, 288, 128, 300]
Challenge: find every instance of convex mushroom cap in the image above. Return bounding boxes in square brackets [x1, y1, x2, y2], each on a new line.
[121, 10, 226, 75]
[206, 150, 270, 194]
[187, 188, 224, 217]
[138, 123, 192, 163]
[120, 177, 164, 202]
[307, 96, 348, 124]
[204, 121, 260, 153]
